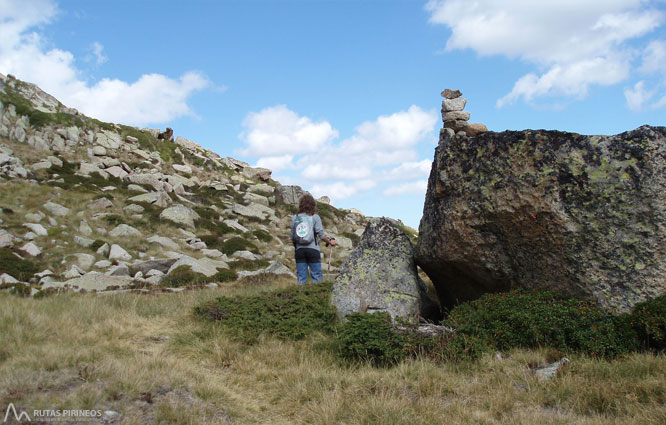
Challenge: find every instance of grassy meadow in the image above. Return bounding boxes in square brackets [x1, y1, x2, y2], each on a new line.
[0, 279, 665, 425]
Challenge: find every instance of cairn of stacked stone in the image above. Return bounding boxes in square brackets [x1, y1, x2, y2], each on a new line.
[440, 89, 488, 138]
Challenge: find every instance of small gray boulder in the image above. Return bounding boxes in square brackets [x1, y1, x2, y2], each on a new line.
[332, 218, 427, 322]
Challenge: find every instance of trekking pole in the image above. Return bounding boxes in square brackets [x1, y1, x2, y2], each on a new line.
[326, 238, 335, 273]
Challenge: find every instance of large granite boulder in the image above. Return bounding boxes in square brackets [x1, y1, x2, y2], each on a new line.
[332, 217, 427, 322]
[159, 204, 200, 229]
[274, 184, 309, 206]
[415, 125, 666, 312]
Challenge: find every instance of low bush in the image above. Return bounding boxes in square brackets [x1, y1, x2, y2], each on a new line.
[0, 282, 32, 297]
[199, 234, 223, 250]
[445, 290, 639, 358]
[228, 259, 269, 271]
[193, 282, 337, 343]
[337, 312, 407, 367]
[195, 219, 233, 236]
[104, 215, 125, 226]
[335, 313, 490, 366]
[213, 269, 238, 283]
[161, 266, 208, 288]
[161, 266, 238, 288]
[221, 237, 258, 256]
[0, 248, 39, 281]
[252, 229, 273, 243]
[193, 206, 217, 221]
[630, 295, 666, 351]
[90, 240, 106, 252]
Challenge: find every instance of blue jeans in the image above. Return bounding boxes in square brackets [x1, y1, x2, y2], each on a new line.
[295, 248, 323, 284]
[296, 261, 322, 285]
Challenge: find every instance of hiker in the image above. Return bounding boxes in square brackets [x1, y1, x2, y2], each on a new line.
[290, 194, 336, 284]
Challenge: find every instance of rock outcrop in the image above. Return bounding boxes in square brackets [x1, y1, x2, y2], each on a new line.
[332, 218, 426, 322]
[416, 125, 666, 312]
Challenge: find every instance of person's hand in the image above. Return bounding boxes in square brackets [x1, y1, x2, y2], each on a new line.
[329, 239, 337, 246]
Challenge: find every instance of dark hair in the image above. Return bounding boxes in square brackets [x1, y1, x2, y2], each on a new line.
[298, 194, 316, 215]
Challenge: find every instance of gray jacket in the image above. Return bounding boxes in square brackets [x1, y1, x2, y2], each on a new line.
[290, 213, 325, 251]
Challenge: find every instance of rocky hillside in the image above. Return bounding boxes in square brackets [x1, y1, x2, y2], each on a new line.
[0, 73, 374, 296]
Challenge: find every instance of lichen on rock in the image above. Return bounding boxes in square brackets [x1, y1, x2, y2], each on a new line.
[332, 217, 434, 322]
[416, 125, 666, 312]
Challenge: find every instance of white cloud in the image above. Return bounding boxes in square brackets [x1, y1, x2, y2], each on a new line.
[301, 163, 373, 181]
[653, 94, 666, 108]
[426, 0, 665, 106]
[244, 105, 437, 187]
[240, 105, 338, 157]
[624, 81, 655, 111]
[90, 41, 107, 65]
[383, 160, 431, 181]
[640, 39, 666, 74]
[0, 0, 210, 125]
[66, 72, 209, 125]
[255, 155, 295, 172]
[382, 180, 428, 196]
[339, 105, 437, 155]
[498, 56, 631, 107]
[310, 180, 377, 202]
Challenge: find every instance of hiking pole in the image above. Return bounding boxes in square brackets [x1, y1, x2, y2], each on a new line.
[326, 238, 335, 272]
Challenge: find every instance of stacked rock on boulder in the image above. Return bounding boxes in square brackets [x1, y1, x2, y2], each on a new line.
[441, 89, 488, 138]
[331, 217, 438, 322]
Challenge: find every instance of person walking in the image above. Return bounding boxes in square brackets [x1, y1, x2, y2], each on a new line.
[290, 194, 336, 284]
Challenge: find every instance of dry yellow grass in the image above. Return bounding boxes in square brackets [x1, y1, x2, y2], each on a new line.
[1, 282, 664, 425]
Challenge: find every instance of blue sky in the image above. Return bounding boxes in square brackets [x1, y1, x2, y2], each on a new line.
[1, 0, 665, 228]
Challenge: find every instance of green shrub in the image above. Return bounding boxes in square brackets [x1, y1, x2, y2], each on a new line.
[0, 248, 39, 281]
[193, 206, 217, 221]
[195, 219, 233, 236]
[161, 266, 209, 288]
[87, 118, 116, 132]
[33, 288, 60, 299]
[337, 312, 407, 366]
[213, 269, 237, 283]
[400, 330, 491, 363]
[90, 240, 106, 252]
[104, 215, 125, 226]
[221, 237, 257, 256]
[228, 259, 269, 271]
[0, 282, 32, 297]
[252, 229, 273, 243]
[446, 290, 638, 358]
[194, 282, 338, 343]
[630, 295, 666, 351]
[161, 266, 237, 288]
[199, 234, 223, 250]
